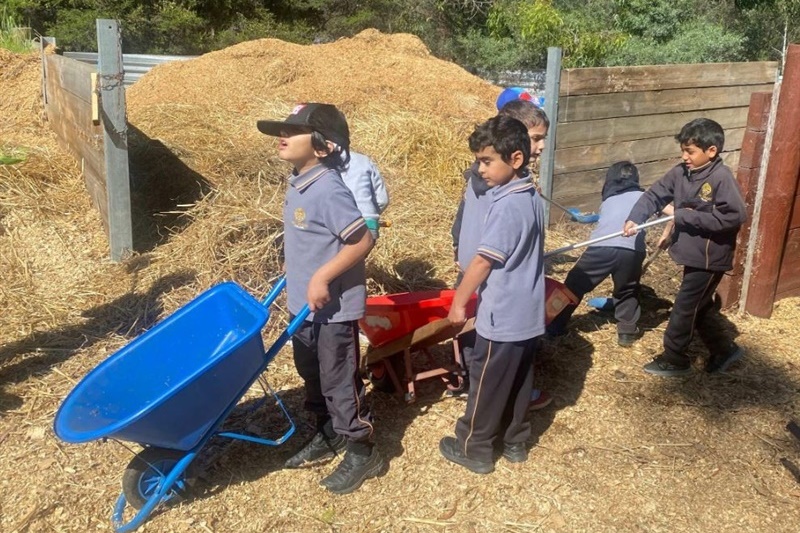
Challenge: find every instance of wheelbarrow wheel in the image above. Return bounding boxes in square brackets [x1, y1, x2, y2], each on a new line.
[122, 447, 195, 510]
[367, 356, 404, 394]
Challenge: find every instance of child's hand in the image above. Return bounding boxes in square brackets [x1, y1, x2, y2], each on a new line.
[622, 220, 638, 237]
[307, 274, 331, 312]
[448, 304, 467, 326]
[657, 221, 675, 250]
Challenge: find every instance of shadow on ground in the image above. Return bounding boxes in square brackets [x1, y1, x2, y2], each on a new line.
[0, 270, 196, 412]
[128, 125, 213, 252]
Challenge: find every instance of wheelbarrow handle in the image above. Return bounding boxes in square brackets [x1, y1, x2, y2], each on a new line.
[261, 276, 287, 307]
[544, 215, 674, 258]
[287, 305, 311, 336]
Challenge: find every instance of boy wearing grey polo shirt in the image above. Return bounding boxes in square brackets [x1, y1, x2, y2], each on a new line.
[441, 115, 546, 474]
[546, 161, 646, 346]
[257, 103, 385, 494]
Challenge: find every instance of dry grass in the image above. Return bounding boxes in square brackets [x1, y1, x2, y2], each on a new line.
[1, 33, 800, 533]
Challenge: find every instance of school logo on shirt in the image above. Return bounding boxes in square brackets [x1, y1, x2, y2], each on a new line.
[293, 208, 307, 229]
[698, 182, 713, 202]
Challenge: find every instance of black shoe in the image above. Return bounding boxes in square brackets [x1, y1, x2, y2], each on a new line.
[439, 436, 494, 474]
[319, 448, 386, 494]
[284, 432, 346, 469]
[706, 344, 744, 374]
[618, 329, 640, 347]
[502, 442, 528, 463]
[643, 356, 692, 377]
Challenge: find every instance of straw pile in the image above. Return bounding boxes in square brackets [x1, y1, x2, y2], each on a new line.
[2, 30, 800, 533]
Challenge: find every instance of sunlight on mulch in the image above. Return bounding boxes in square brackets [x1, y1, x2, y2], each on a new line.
[1, 31, 799, 533]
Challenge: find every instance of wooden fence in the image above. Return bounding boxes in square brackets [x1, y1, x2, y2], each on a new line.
[734, 44, 800, 317]
[40, 20, 131, 262]
[551, 61, 779, 220]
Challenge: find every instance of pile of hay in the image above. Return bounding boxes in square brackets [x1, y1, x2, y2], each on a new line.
[125, 29, 502, 296]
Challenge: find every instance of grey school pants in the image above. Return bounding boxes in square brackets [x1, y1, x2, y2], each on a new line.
[455, 333, 536, 462]
[553, 246, 645, 335]
[291, 319, 373, 442]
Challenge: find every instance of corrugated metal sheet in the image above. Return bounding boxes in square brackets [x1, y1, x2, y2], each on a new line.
[63, 52, 196, 87]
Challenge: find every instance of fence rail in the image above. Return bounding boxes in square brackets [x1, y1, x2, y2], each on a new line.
[551, 60, 779, 220]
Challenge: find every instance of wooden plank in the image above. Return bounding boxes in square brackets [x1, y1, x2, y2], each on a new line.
[47, 53, 95, 104]
[557, 106, 748, 149]
[44, 68, 103, 145]
[552, 151, 740, 201]
[555, 128, 745, 174]
[97, 19, 133, 262]
[558, 84, 774, 122]
[44, 101, 105, 179]
[560, 61, 779, 96]
[776, 228, 800, 296]
[745, 45, 800, 318]
[790, 194, 800, 230]
[553, 159, 676, 199]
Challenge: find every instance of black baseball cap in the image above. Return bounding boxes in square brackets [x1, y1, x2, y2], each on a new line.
[257, 103, 350, 149]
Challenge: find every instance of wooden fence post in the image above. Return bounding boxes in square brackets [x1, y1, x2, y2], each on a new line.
[744, 44, 800, 317]
[540, 47, 562, 225]
[716, 91, 773, 308]
[96, 19, 132, 262]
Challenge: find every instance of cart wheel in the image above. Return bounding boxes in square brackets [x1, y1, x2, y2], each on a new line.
[368, 357, 404, 394]
[122, 447, 195, 510]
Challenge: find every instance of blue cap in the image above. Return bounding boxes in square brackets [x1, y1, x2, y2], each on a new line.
[496, 87, 545, 111]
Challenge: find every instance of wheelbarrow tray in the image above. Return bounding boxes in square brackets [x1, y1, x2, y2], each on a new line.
[54, 282, 271, 452]
[360, 290, 478, 349]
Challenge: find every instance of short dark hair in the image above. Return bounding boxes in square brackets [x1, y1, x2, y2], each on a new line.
[311, 131, 350, 171]
[469, 115, 531, 164]
[675, 118, 725, 153]
[498, 99, 550, 130]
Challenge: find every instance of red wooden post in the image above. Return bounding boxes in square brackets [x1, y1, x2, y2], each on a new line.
[745, 44, 800, 317]
[717, 91, 772, 308]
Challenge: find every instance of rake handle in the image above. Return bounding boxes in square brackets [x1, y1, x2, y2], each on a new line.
[544, 215, 674, 258]
[539, 194, 576, 216]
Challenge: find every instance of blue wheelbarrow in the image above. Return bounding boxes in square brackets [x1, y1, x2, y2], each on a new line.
[53, 278, 308, 532]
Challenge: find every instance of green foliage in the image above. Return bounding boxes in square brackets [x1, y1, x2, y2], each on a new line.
[0, 148, 27, 165]
[607, 20, 746, 65]
[0, 6, 35, 52]
[0, 0, 793, 67]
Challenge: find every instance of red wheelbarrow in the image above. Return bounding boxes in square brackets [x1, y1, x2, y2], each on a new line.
[358, 278, 578, 403]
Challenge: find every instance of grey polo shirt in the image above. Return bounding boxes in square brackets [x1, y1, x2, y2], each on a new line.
[474, 178, 546, 342]
[283, 164, 367, 323]
[589, 191, 646, 251]
[457, 177, 494, 268]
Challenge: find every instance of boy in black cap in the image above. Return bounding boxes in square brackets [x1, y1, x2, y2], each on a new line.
[257, 103, 385, 493]
[547, 161, 646, 346]
[624, 118, 747, 377]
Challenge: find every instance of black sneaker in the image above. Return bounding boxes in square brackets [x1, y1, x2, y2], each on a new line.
[439, 436, 494, 474]
[319, 448, 386, 494]
[706, 344, 744, 374]
[502, 442, 528, 463]
[284, 432, 346, 469]
[642, 356, 692, 377]
[617, 329, 640, 347]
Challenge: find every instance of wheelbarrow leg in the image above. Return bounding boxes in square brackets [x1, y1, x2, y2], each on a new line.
[403, 347, 417, 403]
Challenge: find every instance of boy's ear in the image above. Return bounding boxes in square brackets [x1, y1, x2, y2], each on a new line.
[510, 149, 526, 170]
[313, 140, 337, 158]
[706, 145, 719, 158]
